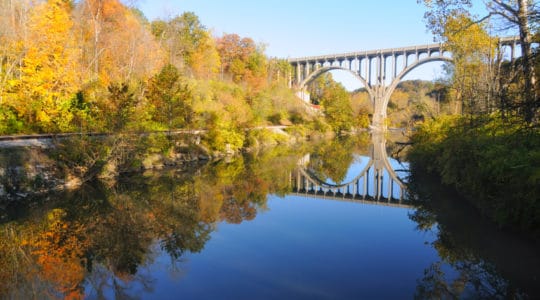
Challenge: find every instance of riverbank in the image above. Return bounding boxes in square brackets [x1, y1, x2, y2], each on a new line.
[0, 127, 332, 205]
[406, 115, 540, 240]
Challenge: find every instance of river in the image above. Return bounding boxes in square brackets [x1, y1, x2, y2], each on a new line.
[0, 132, 538, 299]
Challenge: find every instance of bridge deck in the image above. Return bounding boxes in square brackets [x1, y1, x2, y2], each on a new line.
[289, 43, 444, 64]
[288, 36, 519, 64]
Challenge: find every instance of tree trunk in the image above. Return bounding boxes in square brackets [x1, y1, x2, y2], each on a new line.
[517, 0, 538, 123]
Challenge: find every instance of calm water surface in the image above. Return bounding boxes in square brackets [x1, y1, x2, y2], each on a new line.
[1, 133, 538, 299]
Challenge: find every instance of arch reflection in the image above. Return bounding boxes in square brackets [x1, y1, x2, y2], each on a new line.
[291, 133, 410, 208]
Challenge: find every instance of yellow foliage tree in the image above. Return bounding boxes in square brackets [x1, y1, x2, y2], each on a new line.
[190, 31, 221, 79]
[443, 14, 496, 114]
[8, 0, 80, 132]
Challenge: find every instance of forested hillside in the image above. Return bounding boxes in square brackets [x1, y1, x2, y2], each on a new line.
[0, 0, 314, 147]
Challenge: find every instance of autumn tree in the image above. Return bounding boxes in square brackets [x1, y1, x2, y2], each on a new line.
[70, 0, 163, 133]
[0, 0, 32, 133]
[216, 33, 268, 90]
[0, 3, 308, 135]
[216, 34, 254, 75]
[189, 31, 221, 79]
[74, 0, 162, 84]
[443, 13, 496, 115]
[0, 0, 28, 97]
[243, 47, 268, 92]
[6, 0, 81, 132]
[419, 0, 539, 122]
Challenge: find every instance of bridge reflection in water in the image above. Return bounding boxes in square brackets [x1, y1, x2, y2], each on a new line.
[291, 133, 411, 209]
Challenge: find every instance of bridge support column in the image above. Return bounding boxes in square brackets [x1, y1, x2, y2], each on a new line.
[371, 89, 388, 131]
[296, 88, 311, 103]
[296, 63, 302, 85]
[372, 107, 387, 130]
[288, 70, 292, 88]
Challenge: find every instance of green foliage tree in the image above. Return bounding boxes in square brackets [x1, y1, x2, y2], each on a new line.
[204, 112, 245, 153]
[408, 114, 540, 236]
[106, 82, 137, 131]
[307, 73, 331, 105]
[321, 82, 354, 133]
[152, 12, 207, 70]
[146, 64, 194, 129]
[310, 73, 368, 131]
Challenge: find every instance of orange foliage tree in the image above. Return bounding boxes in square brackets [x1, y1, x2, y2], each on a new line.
[190, 31, 221, 79]
[75, 0, 162, 85]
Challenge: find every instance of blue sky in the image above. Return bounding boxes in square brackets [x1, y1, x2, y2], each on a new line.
[136, 0, 461, 89]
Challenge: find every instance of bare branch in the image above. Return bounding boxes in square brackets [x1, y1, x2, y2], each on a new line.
[491, 0, 518, 16]
[490, 10, 519, 24]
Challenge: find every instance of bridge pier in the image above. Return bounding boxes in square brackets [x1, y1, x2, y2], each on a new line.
[371, 105, 387, 130]
[296, 88, 311, 103]
[371, 86, 389, 130]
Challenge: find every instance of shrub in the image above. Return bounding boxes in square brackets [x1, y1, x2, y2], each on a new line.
[407, 115, 540, 237]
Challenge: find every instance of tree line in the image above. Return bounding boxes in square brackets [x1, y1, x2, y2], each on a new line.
[0, 0, 318, 144]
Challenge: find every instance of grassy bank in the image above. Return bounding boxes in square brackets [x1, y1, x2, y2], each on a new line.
[407, 115, 540, 238]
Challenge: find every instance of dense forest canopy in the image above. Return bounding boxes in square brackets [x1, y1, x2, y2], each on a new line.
[0, 0, 315, 139]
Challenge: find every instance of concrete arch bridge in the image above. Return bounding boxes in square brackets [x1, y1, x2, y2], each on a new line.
[288, 37, 520, 129]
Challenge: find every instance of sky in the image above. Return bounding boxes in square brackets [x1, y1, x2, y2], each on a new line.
[135, 0, 471, 89]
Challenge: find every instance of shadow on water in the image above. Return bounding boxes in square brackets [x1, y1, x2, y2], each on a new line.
[407, 171, 540, 299]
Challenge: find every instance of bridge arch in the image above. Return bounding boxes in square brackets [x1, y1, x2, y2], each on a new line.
[376, 56, 454, 126]
[293, 133, 407, 201]
[289, 37, 518, 129]
[299, 66, 373, 99]
[298, 160, 374, 190]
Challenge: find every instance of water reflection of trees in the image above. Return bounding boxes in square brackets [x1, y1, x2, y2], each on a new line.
[408, 173, 540, 299]
[307, 134, 369, 184]
[0, 144, 304, 298]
